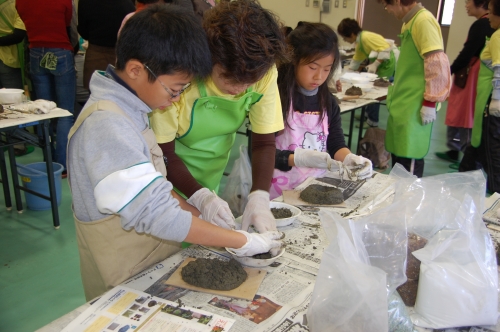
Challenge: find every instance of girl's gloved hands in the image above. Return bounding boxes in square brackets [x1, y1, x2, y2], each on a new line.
[293, 148, 343, 171]
[228, 230, 284, 257]
[187, 188, 236, 230]
[342, 153, 373, 180]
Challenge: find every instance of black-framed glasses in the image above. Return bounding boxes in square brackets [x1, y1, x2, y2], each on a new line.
[143, 63, 190, 99]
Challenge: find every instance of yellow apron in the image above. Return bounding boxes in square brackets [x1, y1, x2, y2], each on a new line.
[68, 100, 181, 301]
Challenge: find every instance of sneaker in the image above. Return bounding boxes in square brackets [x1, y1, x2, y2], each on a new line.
[354, 114, 364, 121]
[449, 162, 459, 170]
[356, 119, 378, 128]
[435, 150, 459, 162]
[62, 170, 67, 179]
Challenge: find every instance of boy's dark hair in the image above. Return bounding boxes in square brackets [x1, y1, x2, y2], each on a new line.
[137, 0, 162, 4]
[278, 22, 340, 128]
[490, 0, 500, 15]
[337, 18, 362, 38]
[116, 4, 212, 83]
[203, 0, 289, 84]
[472, 0, 490, 10]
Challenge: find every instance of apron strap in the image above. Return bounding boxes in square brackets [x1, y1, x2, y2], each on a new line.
[358, 31, 369, 58]
[68, 100, 132, 140]
[197, 79, 208, 97]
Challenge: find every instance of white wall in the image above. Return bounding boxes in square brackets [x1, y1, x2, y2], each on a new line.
[446, 0, 475, 63]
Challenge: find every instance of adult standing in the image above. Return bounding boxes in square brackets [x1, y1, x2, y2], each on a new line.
[150, 0, 288, 235]
[17, 0, 76, 175]
[436, 0, 494, 168]
[459, 0, 500, 193]
[379, 0, 451, 177]
[78, 0, 134, 90]
[337, 18, 399, 128]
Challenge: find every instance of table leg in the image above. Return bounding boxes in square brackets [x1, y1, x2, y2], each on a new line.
[41, 122, 60, 229]
[0, 146, 12, 210]
[357, 106, 367, 153]
[347, 109, 356, 149]
[6, 143, 23, 213]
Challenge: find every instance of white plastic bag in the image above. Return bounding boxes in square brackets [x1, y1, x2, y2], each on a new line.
[307, 212, 388, 332]
[411, 194, 498, 329]
[220, 145, 252, 217]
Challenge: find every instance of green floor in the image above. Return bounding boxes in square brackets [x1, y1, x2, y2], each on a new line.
[0, 103, 456, 331]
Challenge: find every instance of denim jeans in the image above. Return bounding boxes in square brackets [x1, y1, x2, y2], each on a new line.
[0, 59, 22, 89]
[30, 48, 76, 170]
[365, 103, 380, 123]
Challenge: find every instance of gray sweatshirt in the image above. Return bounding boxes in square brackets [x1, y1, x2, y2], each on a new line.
[67, 69, 192, 242]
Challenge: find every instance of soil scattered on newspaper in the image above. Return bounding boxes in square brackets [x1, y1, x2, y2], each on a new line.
[181, 258, 247, 290]
[271, 208, 292, 219]
[300, 184, 344, 205]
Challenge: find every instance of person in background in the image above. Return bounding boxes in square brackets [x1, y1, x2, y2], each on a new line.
[17, 0, 76, 176]
[436, 0, 494, 168]
[78, 0, 134, 89]
[67, 5, 283, 301]
[118, 0, 166, 36]
[459, 0, 500, 193]
[150, 0, 288, 235]
[270, 22, 372, 199]
[379, 0, 451, 177]
[337, 18, 398, 128]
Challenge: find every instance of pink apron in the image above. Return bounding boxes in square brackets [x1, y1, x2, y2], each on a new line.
[270, 107, 329, 199]
[445, 58, 480, 128]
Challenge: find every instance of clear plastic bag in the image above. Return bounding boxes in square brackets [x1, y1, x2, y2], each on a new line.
[220, 145, 252, 217]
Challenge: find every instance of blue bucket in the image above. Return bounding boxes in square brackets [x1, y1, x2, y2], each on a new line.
[17, 162, 63, 211]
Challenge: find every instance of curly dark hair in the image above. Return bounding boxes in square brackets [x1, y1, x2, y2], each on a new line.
[490, 0, 500, 15]
[203, 0, 289, 84]
[337, 18, 362, 38]
[278, 22, 340, 128]
[472, 0, 490, 10]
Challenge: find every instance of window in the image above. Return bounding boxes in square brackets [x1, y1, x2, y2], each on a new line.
[439, 0, 456, 25]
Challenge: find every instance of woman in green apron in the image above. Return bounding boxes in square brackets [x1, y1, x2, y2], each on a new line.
[459, 0, 500, 193]
[150, 0, 289, 236]
[337, 18, 398, 128]
[380, 0, 451, 177]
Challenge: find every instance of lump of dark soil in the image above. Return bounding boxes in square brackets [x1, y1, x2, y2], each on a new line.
[252, 252, 272, 259]
[373, 78, 391, 87]
[300, 184, 344, 205]
[181, 258, 247, 291]
[396, 233, 428, 306]
[271, 207, 293, 219]
[345, 85, 362, 96]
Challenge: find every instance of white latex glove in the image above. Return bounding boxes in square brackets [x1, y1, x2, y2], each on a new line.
[343, 153, 373, 180]
[228, 230, 284, 257]
[420, 105, 436, 125]
[489, 99, 500, 117]
[241, 190, 276, 234]
[186, 188, 236, 230]
[293, 148, 343, 171]
[366, 61, 381, 74]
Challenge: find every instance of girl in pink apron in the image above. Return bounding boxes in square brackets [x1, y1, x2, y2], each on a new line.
[270, 22, 373, 199]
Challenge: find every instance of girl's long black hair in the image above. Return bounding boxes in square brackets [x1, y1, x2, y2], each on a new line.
[277, 22, 340, 128]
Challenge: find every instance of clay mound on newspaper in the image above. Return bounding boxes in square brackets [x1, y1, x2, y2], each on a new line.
[373, 78, 391, 87]
[181, 258, 247, 290]
[345, 86, 362, 96]
[300, 184, 344, 205]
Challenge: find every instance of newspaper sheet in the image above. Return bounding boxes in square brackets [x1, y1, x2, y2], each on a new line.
[484, 192, 500, 226]
[61, 285, 235, 332]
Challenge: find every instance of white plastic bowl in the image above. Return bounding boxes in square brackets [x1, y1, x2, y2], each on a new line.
[353, 83, 373, 92]
[225, 247, 285, 267]
[0, 88, 24, 104]
[270, 201, 301, 227]
[350, 76, 371, 84]
[359, 72, 378, 81]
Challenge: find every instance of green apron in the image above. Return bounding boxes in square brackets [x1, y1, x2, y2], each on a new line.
[471, 41, 493, 147]
[358, 31, 396, 78]
[385, 10, 432, 159]
[175, 81, 263, 193]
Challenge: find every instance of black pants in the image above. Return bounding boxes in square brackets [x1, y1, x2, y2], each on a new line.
[459, 110, 500, 193]
[392, 154, 424, 178]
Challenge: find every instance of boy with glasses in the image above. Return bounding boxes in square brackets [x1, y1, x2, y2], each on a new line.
[67, 4, 283, 301]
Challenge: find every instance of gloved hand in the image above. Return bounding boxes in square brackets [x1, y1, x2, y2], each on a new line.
[241, 190, 276, 234]
[420, 105, 436, 125]
[186, 188, 236, 230]
[489, 99, 500, 117]
[366, 61, 381, 74]
[228, 230, 284, 257]
[293, 148, 343, 171]
[343, 153, 373, 180]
